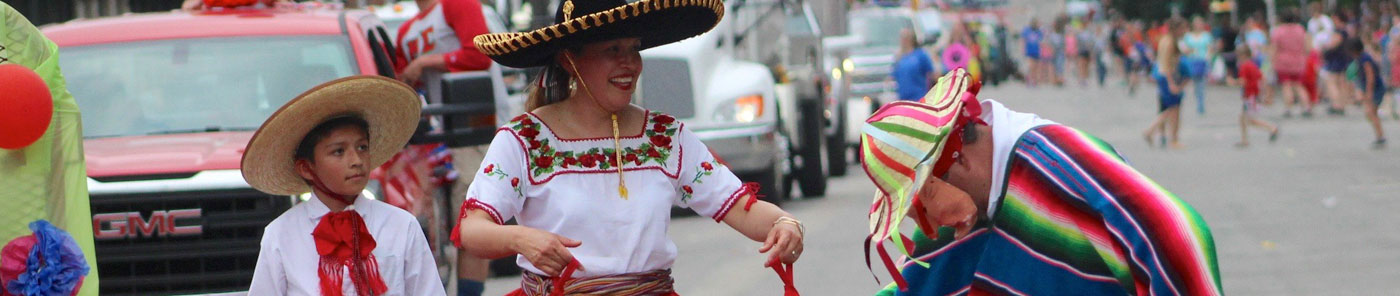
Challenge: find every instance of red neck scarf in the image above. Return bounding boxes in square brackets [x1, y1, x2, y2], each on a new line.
[308, 174, 386, 296]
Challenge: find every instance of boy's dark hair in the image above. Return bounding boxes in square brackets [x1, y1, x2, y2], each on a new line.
[294, 115, 370, 162]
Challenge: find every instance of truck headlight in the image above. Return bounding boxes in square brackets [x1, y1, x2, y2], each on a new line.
[831, 68, 843, 81]
[714, 94, 765, 123]
[842, 58, 854, 72]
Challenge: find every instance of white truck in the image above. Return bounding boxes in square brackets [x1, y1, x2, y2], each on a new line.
[637, 0, 832, 204]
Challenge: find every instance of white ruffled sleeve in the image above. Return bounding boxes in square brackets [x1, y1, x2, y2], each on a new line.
[459, 129, 529, 226]
[670, 126, 757, 222]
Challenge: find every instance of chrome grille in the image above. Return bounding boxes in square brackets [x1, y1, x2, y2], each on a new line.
[91, 189, 291, 295]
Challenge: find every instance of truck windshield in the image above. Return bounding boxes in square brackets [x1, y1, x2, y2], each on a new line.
[851, 15, 914, 48]
[59, 35, 357, 139]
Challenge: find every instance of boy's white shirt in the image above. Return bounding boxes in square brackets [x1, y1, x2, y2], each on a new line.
[249, 193, 447, 296]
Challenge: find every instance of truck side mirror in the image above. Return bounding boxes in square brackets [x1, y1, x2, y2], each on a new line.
[410, 65, 509, 148]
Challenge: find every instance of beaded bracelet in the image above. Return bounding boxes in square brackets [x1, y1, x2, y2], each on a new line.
[773, 216, 805, 237]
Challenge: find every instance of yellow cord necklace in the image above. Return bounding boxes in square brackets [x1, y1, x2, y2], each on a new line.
[566, 55, 629, 200]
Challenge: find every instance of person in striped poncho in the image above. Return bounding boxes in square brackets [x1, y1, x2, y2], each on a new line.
[861, 69, 1223, 296]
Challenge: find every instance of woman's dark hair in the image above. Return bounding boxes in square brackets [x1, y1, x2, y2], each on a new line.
[1281, 8, 1301, 24]
[525, 47, 584, 111]
[294, 116, 370, 162]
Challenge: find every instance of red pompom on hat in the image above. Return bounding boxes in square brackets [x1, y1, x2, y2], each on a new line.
[0, 64, 53, 150]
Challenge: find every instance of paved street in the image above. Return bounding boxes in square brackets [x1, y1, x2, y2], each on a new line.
[484, 81, 1400, 295]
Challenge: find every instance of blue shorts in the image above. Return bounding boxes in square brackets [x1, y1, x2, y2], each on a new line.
[1053, 53, 1066, 72]
[1156, 74, 1183, 112]
[1354, 80, 1387, 106]
[1183, 58, 1209, 78]
[1368, 89, 1386, 106]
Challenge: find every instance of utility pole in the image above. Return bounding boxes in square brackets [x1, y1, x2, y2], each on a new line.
[1266, 0, 1275, 25]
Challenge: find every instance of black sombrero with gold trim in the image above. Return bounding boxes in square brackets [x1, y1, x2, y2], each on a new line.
[474, 0, 724, 68]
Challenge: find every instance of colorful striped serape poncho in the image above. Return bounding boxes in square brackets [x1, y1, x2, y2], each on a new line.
[876, 124, 1223, 296]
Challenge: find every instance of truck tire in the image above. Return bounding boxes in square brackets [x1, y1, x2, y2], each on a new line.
[826, 99, 849, 177]
[795, 99, 828, 197]
[752, 159, 787, 207]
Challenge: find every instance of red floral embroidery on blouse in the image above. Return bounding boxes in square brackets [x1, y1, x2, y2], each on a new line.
[650, 135, 672, 148]
[507, 111, 681, 178]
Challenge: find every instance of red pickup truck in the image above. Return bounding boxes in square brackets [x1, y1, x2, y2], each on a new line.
[42, 4, 485, 295]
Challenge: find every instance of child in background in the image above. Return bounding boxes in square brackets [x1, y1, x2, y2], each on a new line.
[1145, 18, 1188, 149]
[1347, 39, 1388, 148]
[1303, 51, 1322, 117]
[1235, 46, 1280, 147]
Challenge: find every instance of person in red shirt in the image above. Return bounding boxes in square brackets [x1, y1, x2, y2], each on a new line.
[1235, 45, 1279, 147]
[392, 1, 494, 295]
[394, 0, 493, 85]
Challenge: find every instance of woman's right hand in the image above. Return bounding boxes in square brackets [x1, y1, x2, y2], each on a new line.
[511, 228, 583, 276]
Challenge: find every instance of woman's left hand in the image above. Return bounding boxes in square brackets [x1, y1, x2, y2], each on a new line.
[758, 221, 804, 266]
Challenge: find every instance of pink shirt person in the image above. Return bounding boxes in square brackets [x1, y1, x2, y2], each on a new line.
[1271, 24, 1309, 76]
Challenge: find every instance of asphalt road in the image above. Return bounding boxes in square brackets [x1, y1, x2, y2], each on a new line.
[482, 80, 1400, 295]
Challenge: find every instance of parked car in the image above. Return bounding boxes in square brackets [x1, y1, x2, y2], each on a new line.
[43, 3, 509, 294]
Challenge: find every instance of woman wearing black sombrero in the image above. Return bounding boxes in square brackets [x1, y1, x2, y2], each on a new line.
[450, 0, 805, 295]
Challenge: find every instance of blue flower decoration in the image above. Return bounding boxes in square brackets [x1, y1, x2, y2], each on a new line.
[6, 220, 89, 296]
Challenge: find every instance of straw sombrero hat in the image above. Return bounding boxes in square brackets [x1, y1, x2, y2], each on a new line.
[241, 76, 421, 196]
[472, 0, 724, 68]
[859, 68, 982, 289]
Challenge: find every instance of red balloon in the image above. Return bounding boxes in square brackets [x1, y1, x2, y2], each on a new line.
[0, 64, 53, 149]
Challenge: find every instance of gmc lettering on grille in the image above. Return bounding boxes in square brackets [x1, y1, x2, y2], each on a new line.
[92, 209, 203, 240]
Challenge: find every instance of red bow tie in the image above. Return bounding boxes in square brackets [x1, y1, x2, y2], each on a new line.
[312, 208, 386, 296]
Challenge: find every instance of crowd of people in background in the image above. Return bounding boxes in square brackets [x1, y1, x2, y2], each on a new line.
[996, 2, 1400, 150]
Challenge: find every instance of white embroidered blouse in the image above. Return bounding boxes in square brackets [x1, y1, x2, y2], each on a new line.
[461, 111, 751, 277]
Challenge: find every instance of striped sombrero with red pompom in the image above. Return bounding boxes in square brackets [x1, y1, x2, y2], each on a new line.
[859, 68, 983, 290]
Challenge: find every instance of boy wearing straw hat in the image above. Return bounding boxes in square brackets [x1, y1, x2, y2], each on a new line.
[244, 76, 446, 296]
[861, 69, 1223, 296]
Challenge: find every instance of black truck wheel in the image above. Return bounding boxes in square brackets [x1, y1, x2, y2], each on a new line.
[750, 158, 788, 207]
[795, 99, 828, 197]
[826, 98, 849, 177]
